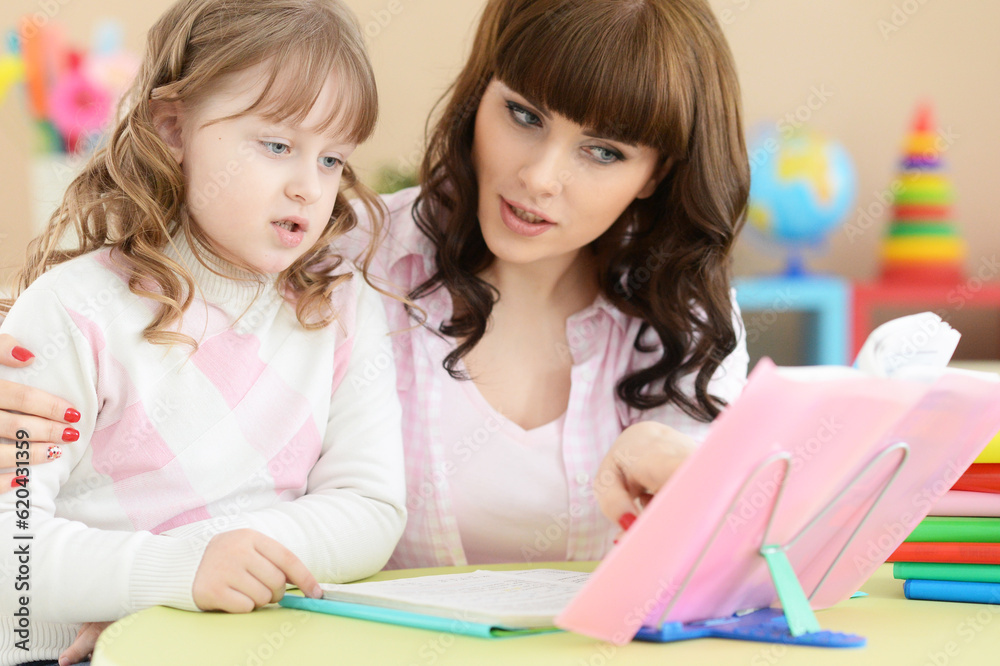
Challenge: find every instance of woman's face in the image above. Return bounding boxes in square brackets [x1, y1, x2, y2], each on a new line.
[471, 78, 666, 270]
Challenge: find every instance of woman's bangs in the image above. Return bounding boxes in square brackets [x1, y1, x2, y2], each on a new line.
[495, 4, 692, 156]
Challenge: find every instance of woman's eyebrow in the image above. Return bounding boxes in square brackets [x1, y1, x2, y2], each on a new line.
[504, 86, 551, 119]
[505, 85, 638, 147]
[582, 128, 637, 147]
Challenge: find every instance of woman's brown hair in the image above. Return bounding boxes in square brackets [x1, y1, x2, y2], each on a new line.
[3, 0, 385, 347]
[412, 0, 749, 421]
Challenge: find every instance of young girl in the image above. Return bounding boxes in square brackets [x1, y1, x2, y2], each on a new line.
[2, 0, 747, 576]
[0, 1, 405, 664]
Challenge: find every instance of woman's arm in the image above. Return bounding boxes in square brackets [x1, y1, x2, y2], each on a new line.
[593, 421, 698, 530]
[598, 297, 750, 527]
[0, 333, 83, 484]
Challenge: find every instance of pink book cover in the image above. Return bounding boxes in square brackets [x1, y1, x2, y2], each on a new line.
[555, 359, 1000, 644]
[930, 490, 1000, 517]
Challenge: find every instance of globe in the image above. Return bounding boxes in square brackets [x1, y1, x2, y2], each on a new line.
[746, 126, 857, 275]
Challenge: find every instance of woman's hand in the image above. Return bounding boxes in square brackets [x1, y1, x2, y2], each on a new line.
[0, 335, 82, 487]
[58, 621, 111, 665]
[193, 529, 324, 613]
[594, 421, 697, 532]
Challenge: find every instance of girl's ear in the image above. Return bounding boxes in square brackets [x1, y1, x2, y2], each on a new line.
[636, 156, 676, 200]
[150, 99, 186, 164]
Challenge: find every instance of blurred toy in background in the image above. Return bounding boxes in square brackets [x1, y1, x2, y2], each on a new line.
[878, 103, 966, 284]
[5, 17, 139, 155]
[0, 42, 24, 106]
[745, 125, 858, 276]
[372, 165, 419, 195]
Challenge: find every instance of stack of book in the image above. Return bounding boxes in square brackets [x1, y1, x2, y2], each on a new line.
[888, 448, 1000, 604]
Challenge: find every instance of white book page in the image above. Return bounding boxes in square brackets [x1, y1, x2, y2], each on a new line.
[319, 569, 590, 626]
[854, 312, 960, 377]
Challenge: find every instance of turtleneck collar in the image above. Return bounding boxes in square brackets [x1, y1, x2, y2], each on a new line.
[163, 232, 285, 321]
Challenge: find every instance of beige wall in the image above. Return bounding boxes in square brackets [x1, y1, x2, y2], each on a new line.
[2, 0, 998, 350]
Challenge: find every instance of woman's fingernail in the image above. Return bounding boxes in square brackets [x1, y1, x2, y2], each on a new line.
[48, 445, 63, 461]
[11, 346, 34, 362]
[64, 408, 81, 423]
[618, 512, 637, 531]
[312, 585, 324, 599]
[58, 657, 69, 666]
[62, 428, 80, 443]
[11, 476, 25, 488]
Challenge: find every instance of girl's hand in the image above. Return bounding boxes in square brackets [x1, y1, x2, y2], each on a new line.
[594, 421, 697, 532]
[0, 335, 82, 487]
[193, 529, 324, 612]
[58, 621, 110, 666]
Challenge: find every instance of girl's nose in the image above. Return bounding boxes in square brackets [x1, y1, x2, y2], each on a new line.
[285, 160, 322, 205]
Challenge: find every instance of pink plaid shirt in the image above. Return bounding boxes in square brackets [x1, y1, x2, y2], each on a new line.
[347, 187, 749, 568]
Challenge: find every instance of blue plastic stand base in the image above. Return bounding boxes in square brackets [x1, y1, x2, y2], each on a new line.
[634, 608, 866, 648]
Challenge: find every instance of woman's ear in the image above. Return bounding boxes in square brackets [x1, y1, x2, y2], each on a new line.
[150, 99, 185, 165]
[636, 156, 676, 200]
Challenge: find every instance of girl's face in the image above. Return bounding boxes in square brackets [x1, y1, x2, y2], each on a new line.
[161, 65, 357, 274]
[471, 79, 666, 271]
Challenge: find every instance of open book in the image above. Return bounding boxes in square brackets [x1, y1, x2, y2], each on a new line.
[282, 313, 1000, 643]
[279, 569, 589, 637]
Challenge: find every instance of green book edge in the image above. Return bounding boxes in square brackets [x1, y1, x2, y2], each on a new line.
[893, 561, 1000, 583]
[905, 517, 1000, 543]
[279, 593, 561, 639]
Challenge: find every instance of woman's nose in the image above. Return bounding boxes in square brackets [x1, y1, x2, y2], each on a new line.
[518, 143, 568, 200]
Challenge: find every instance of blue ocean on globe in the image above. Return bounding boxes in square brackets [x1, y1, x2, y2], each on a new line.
[746, 127, 857, 254]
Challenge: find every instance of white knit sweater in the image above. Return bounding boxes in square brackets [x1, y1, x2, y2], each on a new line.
[0, 237, 406, 665]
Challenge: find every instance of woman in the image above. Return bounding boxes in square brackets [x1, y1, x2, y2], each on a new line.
[0, 0, 748, 567]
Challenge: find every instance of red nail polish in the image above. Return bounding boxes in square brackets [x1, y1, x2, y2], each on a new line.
[618, 512, 637, 531]
[11, 346, 34, 362]
[11, 476, 25, 488]
[64, 408, 81, 423]
[62, 428, 80, 443]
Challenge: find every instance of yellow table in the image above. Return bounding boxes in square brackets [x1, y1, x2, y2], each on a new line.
[92, 563, 1000, 666]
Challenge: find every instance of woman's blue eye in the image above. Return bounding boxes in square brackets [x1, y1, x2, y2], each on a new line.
[506, 101, 541, 127]
[587, 146, 623, 165]
[263, 141, 289, 155]
[320, 156, 343, 169]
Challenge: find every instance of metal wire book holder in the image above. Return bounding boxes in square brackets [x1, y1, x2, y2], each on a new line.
[556, 359, 1000, 646]
[632, 445, 911, 648]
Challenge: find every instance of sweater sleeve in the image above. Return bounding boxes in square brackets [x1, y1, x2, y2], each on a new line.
[0, 288, 206, 624]
[237, 276, 407, 582]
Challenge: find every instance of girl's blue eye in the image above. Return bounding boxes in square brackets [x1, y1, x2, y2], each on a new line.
[263, 141, 289, 155]
[320, 156, 343, 169]
[506, 101, 541, 127]
[587, 146, 624, 165]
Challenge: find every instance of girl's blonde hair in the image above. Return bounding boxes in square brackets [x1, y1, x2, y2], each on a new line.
[3, 0, 385, 346]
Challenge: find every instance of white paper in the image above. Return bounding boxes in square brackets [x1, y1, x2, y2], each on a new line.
[319, 569, 590, 627]
[853, 312, 961, 378]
